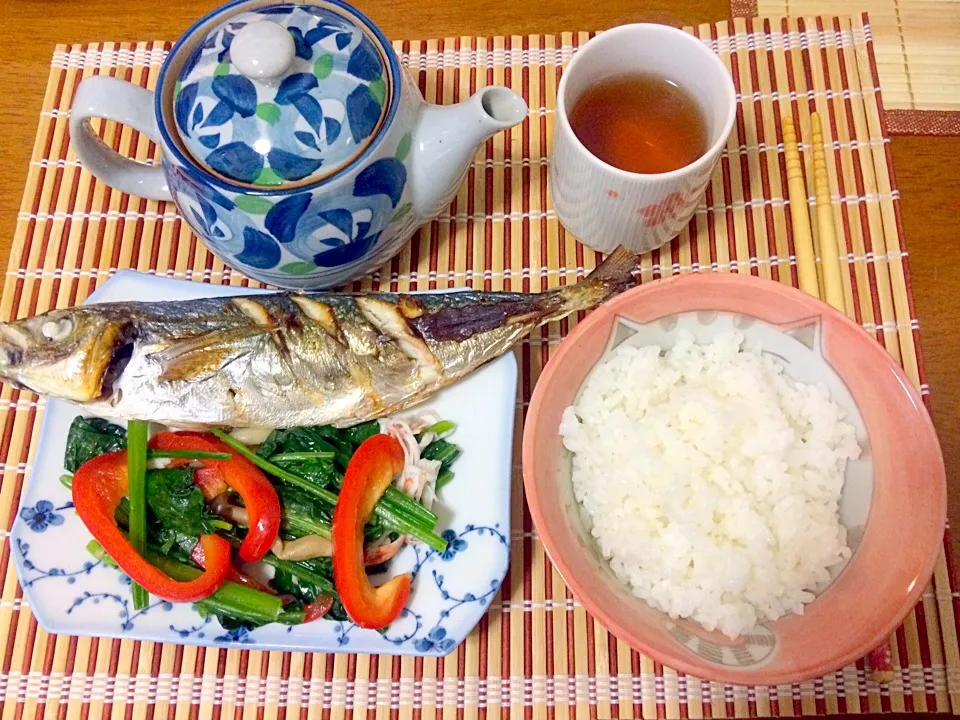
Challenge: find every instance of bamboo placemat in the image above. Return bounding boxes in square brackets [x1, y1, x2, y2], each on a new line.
[730, 1, 960, 135]
[0, 15, 957, 719]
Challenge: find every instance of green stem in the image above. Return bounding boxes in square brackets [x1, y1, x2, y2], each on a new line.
[277, 607, 307, 625]
[422, 439, 461, 467]
[383, 513, 447, 552]
[209, 429, 339, 504]
[423, 420, 457, 436]
[59, 473, 73, 490]
[88, 540, 286, 626]
[148, 449, 231, 461]
[436, 469, 455, 490]
[210, 429, 446, 550]
[257, 554, 337, 596]
[213, 430, 436, 524]
[282, 514, 332, 540]
[269, 451, 335, 462]
[127, 420, 149, 611]
[383, 486, 437, 524]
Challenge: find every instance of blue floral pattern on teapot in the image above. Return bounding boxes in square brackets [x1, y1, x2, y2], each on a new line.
[166, 130, 418, 284]
[68, 0, 527, 289]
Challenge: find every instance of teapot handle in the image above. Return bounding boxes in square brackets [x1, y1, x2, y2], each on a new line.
[69, 77, 172, 201]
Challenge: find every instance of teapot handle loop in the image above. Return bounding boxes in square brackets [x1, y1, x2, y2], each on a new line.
[69, 77, 172, 201]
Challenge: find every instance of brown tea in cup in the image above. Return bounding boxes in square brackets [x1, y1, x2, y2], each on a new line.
[568, 72, 708, 174]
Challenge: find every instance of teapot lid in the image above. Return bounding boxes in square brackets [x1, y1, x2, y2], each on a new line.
[174, 2, 390, 187]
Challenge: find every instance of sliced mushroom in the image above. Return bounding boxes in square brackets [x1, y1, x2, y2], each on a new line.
[270, 534, 333, 561]
[211, 494, 250, 527]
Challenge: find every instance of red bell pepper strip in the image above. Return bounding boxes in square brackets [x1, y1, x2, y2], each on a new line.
[332, 434, 410, 629]
[149, 432, 281, 563]
[72, 450, 231, 603]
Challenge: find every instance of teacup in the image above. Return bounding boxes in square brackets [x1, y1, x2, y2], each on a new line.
[549, 24, 737, 255]
[70, 0, 527, 289]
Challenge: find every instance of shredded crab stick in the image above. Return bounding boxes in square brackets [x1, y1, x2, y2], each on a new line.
[381, 418, 442, 509]
[332, 434, 411, 629]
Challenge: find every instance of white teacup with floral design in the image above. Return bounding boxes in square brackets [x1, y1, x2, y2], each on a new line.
[549, 24, 736, 255]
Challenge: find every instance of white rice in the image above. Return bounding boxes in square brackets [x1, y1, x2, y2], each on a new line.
[559, 330, 860, 638]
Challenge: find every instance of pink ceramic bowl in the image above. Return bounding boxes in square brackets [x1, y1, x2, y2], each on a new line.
[522, 273, 946, 685]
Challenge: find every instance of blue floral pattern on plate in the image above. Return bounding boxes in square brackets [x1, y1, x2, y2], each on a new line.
[175, 4, 388, 186]
[19, 499, 71, 532]
[330, 524, 508, 650]
[10, 273, 517, 656]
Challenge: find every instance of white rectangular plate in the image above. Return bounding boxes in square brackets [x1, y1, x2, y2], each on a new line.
[12, 271, 516, 655]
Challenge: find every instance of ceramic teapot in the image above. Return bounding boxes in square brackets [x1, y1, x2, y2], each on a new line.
[70, 0, 527, 288]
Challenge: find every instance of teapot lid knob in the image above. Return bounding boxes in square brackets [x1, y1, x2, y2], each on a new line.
[172, 3, 392, 188]
[231, 20, 296, 80]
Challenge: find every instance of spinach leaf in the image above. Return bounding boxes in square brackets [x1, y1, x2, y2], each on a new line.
[261, 554, 336, 601]
[256, 430, 284, 459]
[258, 422, 379, 479]
[326, 597, 349, 622]
[110, 495, 199, 564]
[422, 438, 460, 469]
[114, 494, 200, 562]
[364, 520, 386, 542]
[64, 416, 126, 472]
[257, 426, 336, 456]
[297, 554, 335, 578]
[275, 457, 338, 490]
[341, 421, 380, 448]
[115, 496, 130, 529]
[272, 565, 323, 603]
[145, 467, 225, 537]
[259, 426, 351, 470]
[271, 556, 344, 622]
[152, 527, 201, 563]
[277, 485, 333, 537]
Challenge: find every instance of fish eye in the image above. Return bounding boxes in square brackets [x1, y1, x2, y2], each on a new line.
[40, 317, 73, 342]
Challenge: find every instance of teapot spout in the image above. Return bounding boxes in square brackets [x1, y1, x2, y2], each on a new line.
[411, 86, 527, 220]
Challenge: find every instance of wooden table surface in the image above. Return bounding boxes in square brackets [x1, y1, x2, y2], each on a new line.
[1, 0, 959, 710]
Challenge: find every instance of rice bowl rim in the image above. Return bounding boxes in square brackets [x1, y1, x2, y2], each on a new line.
[521, 272, 946, 685]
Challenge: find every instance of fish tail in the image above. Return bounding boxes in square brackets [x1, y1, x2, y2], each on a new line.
[551, 245, 637, 317]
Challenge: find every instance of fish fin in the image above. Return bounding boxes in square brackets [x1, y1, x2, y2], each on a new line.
[584, 245, 637, 286]
[550, 245, 637, 319]
[152, 330, 252, 383]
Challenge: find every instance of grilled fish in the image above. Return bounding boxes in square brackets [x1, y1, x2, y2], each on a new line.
[0, 247, 636, 428]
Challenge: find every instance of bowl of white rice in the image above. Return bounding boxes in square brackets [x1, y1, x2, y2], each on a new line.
[522, 273, 945, 685]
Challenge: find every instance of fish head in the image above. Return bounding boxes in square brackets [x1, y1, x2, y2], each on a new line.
[0, 308, 132, 402]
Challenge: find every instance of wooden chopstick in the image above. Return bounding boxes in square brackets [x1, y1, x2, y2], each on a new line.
[787, 115, 890, 683]
[811, 112, 845, 312]
[781, 116, 819, 298]
[782, 113, 845, 312]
